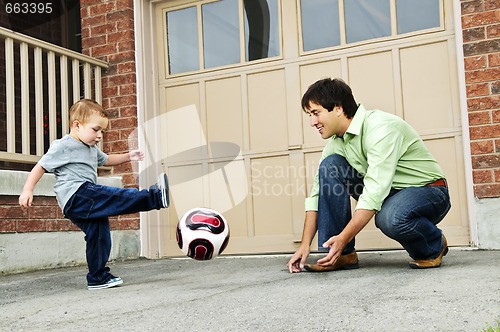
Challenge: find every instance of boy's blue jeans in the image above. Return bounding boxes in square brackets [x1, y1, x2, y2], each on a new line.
[63, 182, 163, 285]
[317, 154, 451, 260]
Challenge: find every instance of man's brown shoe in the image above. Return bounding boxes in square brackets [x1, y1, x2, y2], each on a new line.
[304, 252, 359, 272]
[408, 235, 448, 269]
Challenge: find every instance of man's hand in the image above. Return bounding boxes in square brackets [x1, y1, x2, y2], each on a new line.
[316, 209, 375, 266]
[287, 211, 318, 273]
[287, 246, 310, 273]
[316, 234, 347, 266]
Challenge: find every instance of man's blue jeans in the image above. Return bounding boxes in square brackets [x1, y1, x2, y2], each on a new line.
[317, 154, 451, 260]
[63, 182, 163, 285]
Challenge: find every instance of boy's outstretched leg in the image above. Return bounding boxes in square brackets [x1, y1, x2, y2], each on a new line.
[64, 173, 171, 220]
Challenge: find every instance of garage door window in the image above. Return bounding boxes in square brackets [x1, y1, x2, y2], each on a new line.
[345, 0, 391, 43]
[203, 0, 240, 69]
[301, 0, 341, 52]
[165, 0, 280, 76]
[396, 0, 440, 34]
[166, 6, 199, 75]
[300, 0, 441, 53]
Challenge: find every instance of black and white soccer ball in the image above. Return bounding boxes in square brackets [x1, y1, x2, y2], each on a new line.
[176, 207, 230, 261]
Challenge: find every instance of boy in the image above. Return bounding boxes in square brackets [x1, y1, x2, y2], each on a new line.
[19, 99, 169, 290]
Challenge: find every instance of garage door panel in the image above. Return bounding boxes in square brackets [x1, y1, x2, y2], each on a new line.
[164, 84, 204, 161]
[348, 51, 397, 114]
[206, 77, 244, 157]
[251, 156, 294, 236]
[167, 164, 205, 240]
[424, 137, 468, 229]
[400, 42, 455, 132]
[248, 70, 288, 152]
[208, 160, 248, 238]
[165, 83, 200, 111]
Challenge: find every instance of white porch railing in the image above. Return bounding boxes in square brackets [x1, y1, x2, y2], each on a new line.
[0, 26, 108, 164]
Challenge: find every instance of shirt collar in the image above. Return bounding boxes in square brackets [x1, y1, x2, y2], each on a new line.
[344, 104, 366, 138]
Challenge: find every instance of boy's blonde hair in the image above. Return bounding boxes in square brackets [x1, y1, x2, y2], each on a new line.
[69, 99, 109, 127]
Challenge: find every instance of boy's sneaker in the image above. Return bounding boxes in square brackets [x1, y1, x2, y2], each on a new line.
[156, 173, 170, 208]
[87, 276, 123, 290]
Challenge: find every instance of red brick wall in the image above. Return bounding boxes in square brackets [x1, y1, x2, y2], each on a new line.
[0, 196, 79, 233]
[0, 195, 136, 234]
[461, 0, 500, 198]
[80, 0, 140, 229]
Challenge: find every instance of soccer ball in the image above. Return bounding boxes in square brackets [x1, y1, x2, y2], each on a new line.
[176, 207, 230, 261]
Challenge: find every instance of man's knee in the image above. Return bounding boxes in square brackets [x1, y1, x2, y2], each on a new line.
[375, 205, 412, 239]
[319, 154, 363, 196]
[319, 154, 347, 169]
[319, 154, 349, 179]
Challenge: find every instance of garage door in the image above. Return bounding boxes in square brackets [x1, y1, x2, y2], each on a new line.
[145, 0, 469, 257]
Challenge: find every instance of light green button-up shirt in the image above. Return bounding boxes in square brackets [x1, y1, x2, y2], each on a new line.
[305, 104, 445, 212]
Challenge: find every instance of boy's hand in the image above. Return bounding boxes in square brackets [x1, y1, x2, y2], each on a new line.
[129, 150, 144, 161]
[19, 190, 34, 207]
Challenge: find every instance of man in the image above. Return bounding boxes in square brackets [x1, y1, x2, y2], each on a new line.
[287, 78, 451, 273]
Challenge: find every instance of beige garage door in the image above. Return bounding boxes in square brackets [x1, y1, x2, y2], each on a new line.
[146, 0, 469, 258]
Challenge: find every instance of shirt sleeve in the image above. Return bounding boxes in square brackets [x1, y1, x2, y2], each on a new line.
[96, 147, 108, 167]
[305, 172, 320, 211]
[304, 138, 340, 211]
[38, 140, 70, 173]
[355, 124, 404, 211]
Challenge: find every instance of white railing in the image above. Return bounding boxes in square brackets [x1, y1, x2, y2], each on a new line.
[0, 26, 108, 164]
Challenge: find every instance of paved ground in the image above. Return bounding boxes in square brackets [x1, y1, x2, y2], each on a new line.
[0, 248, 499, 331]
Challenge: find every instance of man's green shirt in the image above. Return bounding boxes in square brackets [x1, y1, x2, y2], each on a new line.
[305, 104, 445, 212]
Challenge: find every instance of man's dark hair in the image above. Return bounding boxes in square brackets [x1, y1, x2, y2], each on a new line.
[301, 78, 358, 119]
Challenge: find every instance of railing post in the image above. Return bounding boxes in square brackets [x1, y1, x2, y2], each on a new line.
[5, 37, 15, 154]
[34, 47, 44, 156]
[20, 42, 30, 155]
[60, 55, 69, 136]
[83, 62, 91, 99]
[47, 51, 57, 144]
[72, 59, 80, 103]
[95, 66, 102, 104]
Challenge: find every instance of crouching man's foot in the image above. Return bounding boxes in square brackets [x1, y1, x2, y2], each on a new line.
[408, 235, 448, 269]
[304, 252, 359, 272]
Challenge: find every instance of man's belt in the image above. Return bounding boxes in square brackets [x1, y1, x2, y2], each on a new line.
[426, 178, 447, 188]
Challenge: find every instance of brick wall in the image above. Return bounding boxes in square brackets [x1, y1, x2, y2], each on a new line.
[0, 193, 135, 234]
[80, 0, 140, 229]
[0, 196, 73, 233]
[461, 0, 500, 198]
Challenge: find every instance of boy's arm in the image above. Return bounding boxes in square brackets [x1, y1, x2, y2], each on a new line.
[19, 163, 46, 207]
[104, 150, 144, 166]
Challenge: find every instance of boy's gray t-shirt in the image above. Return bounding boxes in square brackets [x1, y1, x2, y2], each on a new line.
[38, 135, 108, 210]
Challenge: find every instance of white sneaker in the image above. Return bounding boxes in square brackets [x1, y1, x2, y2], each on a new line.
[87, 276, 123, 290]
[156, 173, 170, 208]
